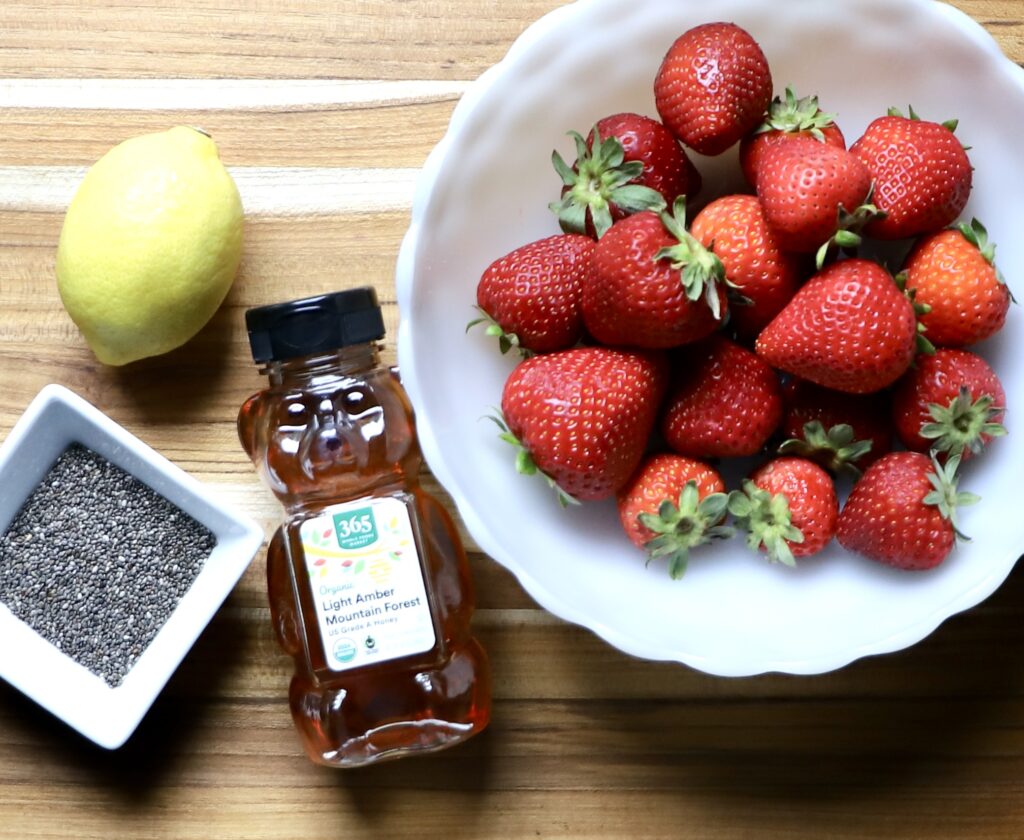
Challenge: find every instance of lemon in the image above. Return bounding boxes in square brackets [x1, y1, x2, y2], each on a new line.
[56, 126, 244, 366]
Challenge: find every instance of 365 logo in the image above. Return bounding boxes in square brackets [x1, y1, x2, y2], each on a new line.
[333, 507, 377, 550]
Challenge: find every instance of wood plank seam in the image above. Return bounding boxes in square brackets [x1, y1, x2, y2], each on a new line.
[0, 78, 468, 110]
[0, 165, 420, 214]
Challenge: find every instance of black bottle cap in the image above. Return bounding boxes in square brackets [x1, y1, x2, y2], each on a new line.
[244, 288, 386, 363]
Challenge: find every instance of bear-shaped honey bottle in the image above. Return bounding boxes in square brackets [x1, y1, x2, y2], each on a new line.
[238, 288, 491, 767]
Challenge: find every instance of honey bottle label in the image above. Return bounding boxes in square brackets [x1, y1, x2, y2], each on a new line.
[300, 496, 436, 672]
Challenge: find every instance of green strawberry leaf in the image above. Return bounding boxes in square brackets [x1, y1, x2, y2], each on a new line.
[895, 272, 938, 356]
[637, 481, 734, 579]
[654, 196, 727, 321]
[486, 412, 580, 508]
[549, 126, 666, 239]
[920, 385, 1007, 459]
[466, 306, 531, 358]
[753, 85, 838, 138]
[728, 480, 804, 567]
[922, 452, 980, 542]
[815, 199, 885, 270]
[777, 420, 872, 478]
[955, 217, 1014, 300]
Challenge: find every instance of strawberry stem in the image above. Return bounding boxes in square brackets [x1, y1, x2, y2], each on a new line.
[888, 105, 959, 133]
[728, 480, 804, 567]
[486, 412, 580, 507]
[815, 197, 886, 270]
[920, 385, 1007, 459]
[753, 86, 838, 140]
[637, 481, 733, 579]
[549, 127, 666, 238]
[922, 452, 980, 542]
[466, 306, 532, 357]
[956, 217, 1014, 300]
[654, 196, 727, 320]
[895, 272, 937, 356]
[777, 421, 872, 478]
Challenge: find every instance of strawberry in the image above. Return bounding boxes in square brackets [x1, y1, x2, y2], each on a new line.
[498, 347, 668, 503]
[661, 334, 782, 458]
[689, 194, 804, 341]
[755, 258, 918, 394]
[654, 22, 772, 156]
[739, 87, 846, 187]
[837, 452, 978, 570]
[756, 135, 877, 263]
[850, 106, 972, 240]
[892, 348, 1006, 460]
[902, 218, 1012, 348]
[729, 456, 838, 566]
[472, 234, 595, 354]
[550, 114, 700, 239]
[616, 453, 731, 578]
[777, 378, 892, 474]
[583, 197, 728, 348]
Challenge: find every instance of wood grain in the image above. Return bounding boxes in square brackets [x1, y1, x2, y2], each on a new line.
[0, 100, 461, 168]
[0, 1, 570, 80]
[0, 1, 1018, 81]
[3, 2, 1024, 839]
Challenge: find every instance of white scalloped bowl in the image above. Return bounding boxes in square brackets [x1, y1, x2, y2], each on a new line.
[396, 0, 1024, 676]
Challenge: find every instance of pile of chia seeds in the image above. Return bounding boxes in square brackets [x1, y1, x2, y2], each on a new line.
[0, 444, 217, 687]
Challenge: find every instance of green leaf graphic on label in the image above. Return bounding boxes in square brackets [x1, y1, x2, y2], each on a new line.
[333, 507, 377, 550]
[308, 528, 330, 549]
[354, 560, 365, 574]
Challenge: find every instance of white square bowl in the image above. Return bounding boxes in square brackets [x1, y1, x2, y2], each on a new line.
[0, 384, 263, 748]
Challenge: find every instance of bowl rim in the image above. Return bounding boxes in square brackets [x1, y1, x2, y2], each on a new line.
[395, 0, 1024, 676]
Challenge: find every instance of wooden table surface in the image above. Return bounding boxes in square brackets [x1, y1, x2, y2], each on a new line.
[3, 1, 1024, 838]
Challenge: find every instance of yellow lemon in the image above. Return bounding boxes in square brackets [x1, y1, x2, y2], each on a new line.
[56, 126, 243, 365]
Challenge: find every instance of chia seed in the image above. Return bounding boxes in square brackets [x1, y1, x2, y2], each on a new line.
[0, 444, 217, 687]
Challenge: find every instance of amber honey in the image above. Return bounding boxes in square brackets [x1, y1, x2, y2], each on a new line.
[238, 289, 490, 767]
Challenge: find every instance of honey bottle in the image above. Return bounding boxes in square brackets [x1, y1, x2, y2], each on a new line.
[237, 288, 491, 767]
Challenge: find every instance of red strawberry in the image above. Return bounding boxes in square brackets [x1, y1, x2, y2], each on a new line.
[739, 87, 846, 187]
[583, 197, 728, 348]
[498, 347, 668, 503]
[837, 452, 978, 570]
[755, 258, 918, 394]
[850, 106, 972, 240]
[616, 454, 731, 578]
[777, 378, 892, 474]
[902, 218, 1012, 348]
[756, 136, 876, 261]
[473, 234, 594, 354]
[654, 22, 772, 156]
[661, 335, 782, 458]
[689, 194, 805, 340]
[892, 348, 1006, 460]
[550, 113, 701, 238]
[729, 457, 839, 565]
